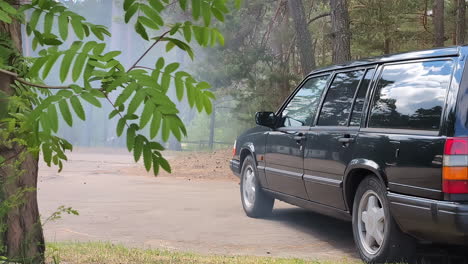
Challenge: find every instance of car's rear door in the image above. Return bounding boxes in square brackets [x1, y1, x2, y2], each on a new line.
[303, 68, 375, 209]
[264, 75, 330, 199]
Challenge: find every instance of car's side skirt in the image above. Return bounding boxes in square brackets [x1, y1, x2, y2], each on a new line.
[262, 188, 352, 221]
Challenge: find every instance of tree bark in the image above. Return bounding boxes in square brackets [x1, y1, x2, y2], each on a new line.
[433, 0, 445, 47]
[287, 0, 315, 76]
[330, 0, 351, 63]
[0, 18, 45, 264]
[456, 0, 466, 45]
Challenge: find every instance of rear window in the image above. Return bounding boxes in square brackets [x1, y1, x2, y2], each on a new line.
[368, 60, 454, 131]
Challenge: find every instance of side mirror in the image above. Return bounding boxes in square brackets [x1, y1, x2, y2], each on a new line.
[255, 112, 277, 128]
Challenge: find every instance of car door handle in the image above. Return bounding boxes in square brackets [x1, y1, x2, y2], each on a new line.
[338, 137, 355, 143]
[293, 133, 306, 142]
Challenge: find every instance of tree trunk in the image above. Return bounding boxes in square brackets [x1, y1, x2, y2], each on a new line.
[330, 0, 351, 63]
[208, 108, 216, 150]
[287, 0, 315, 76]
[456, 0, 466, 45]
[433, 0, 445, 47]
[0, 19, 45, 264]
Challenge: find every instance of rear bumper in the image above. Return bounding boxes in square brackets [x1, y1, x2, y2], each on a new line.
[230, 159, 241, 178]
[388, 192, 468, 245]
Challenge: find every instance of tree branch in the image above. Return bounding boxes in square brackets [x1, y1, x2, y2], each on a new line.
[128, 30, 172, 72]
[0, 69, 70, 90]
[307, 12, 330, 25]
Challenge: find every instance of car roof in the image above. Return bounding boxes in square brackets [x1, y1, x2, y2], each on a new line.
[308, 46, 462, 76]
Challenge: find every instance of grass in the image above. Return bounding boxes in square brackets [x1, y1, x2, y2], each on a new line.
[46, 242, 361, 264]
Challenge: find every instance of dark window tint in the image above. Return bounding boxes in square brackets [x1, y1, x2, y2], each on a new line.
[369, 60, 453, 131]
[318, 70, 365, 126]
[350, 69, 375, 126]
[281, 75, 329, 127]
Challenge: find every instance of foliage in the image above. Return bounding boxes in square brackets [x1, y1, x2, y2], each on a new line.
[0, 0, 239, 175]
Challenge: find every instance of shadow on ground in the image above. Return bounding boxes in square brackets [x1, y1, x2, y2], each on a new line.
[267, 207, 468, 264]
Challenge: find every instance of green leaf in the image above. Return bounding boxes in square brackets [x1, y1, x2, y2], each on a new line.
[135, 21, 149, 40]
[201, 1, 211, 26]
[177, 0, 187, 10]
[60, 50, 75, 82]
[175, 73, 184, 101]
[165, 62, 179, 73]
[127, 89, 145, 114]
[161, 117, 170, 142]
[138, 16, 159, 30]
[125, 3, 139, 23]
[0, 9, 11, 24]
[71, 17, 85, 39]
[150, 111, 161, 138]
[115, 83, 137, 107]
[42, 52, 62, 79]
[133, 135, 145, 162]
[140, 102, 155, 128]
[126, 124, 136, 151]
[42, 144, 52, 166]
[143, 144, 152, 171]
[72, 52, 88, 82]
[70, 96, 85, 120]
[155, 57, 165, 69]
[93, 43, 106, 55]
[124, 0, 136, 10]
[140, 4, 163, 26]
[192, 0, 201, 20]
[0, 155, 5, 164]
[211, 7, 224, 22]
[101, 51, 121, 62]
[161, 72, 171, 92]
[235, 0, 243, 9]
[28, 9, 42, 32]
[47, 104, 59, 133]
[81, 93, 101, 107]
[0, 1, 17, 15]
[149, 142, 164, 150]
[183, 23, 192, 42]
[58, 13, 69, 40]
[117, 118, 126, 137]
[44, 12, 54, 34]
[158, 157, 171, 173]
[149, 0, 164, 12]
[203, 95, 212, 114]
[59, 100, 73, 126]
[152, 155, 160, 175]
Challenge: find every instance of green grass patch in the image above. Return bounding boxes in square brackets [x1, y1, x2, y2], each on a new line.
[46, 242, 361, 264]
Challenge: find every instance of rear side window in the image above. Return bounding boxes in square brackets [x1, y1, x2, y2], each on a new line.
[318, 70, 365, 126]
[350, 69, 375, 126]
[368, 60, 453, 131]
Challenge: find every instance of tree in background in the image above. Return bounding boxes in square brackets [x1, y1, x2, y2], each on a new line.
[0, 0, 238, 262]
[288, 0, 315, 75]
[433, 0, 445, 46]
[455, 0, 465, 45]
[330, 0, 350, 64]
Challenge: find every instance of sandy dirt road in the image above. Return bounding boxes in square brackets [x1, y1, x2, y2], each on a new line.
[38, 148, 359, 261]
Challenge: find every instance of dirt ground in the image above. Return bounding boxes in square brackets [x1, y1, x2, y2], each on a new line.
[38, 147, 358, 261]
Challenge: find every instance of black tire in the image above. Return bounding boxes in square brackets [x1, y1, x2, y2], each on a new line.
[240, 155, 274, 218]
[352, 175, 416, 264]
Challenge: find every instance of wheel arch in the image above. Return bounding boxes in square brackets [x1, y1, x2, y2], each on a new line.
[239, 142, 257, 169]
[343, 159, 388, 213]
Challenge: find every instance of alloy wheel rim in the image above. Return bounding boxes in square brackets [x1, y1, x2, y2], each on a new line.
[242, 165, 256, 208]
[357, 190, 386, 255]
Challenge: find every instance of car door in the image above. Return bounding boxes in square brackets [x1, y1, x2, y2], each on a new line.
[304, 68, 375, 209]
[264, 75, 330, 199]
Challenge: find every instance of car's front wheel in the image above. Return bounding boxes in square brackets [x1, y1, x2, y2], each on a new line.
[352, 175, 416, 263]
[240, 155, 274, 218]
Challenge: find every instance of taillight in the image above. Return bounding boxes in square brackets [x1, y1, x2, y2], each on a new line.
[443, 137, 468, 194]
[232, 140, 236, 156]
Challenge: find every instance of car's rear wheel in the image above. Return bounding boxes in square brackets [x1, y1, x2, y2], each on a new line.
[352, 175, 416, 263]
[240, 155, 274, 218]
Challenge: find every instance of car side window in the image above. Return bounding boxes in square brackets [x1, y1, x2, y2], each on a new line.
[318, 70, 365, 126]
[368, 60, 454, 131]
[281, 75, 329, 127]
[349, 69, 375, 126]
